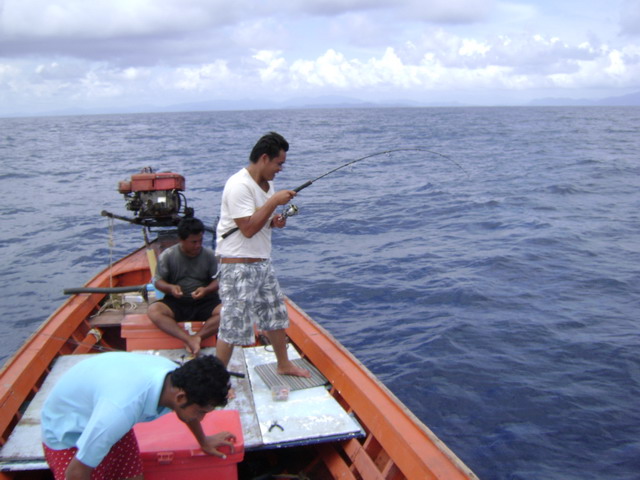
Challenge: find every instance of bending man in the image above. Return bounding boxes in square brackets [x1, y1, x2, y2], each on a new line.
[41, 352, 235, 480]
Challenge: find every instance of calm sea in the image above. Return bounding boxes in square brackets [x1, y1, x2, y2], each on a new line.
[1, 107, 639, 479]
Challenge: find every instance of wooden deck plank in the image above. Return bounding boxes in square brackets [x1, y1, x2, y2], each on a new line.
[243, 346, 363, 448]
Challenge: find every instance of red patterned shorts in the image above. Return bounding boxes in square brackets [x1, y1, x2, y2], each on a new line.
[43, 429, 144, 480]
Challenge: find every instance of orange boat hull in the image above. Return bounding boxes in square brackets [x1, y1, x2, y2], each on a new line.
[0, 244, 476, 480]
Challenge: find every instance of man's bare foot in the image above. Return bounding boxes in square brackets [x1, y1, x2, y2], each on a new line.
[277, 362, 311, 378]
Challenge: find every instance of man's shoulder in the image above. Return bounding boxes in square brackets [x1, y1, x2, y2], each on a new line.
[156, 244, 183, 273]
[62, 352, 174, 382]
[92, 351, 175, 368]
[224, 167, 243, 182]
[226, 168, 254, 189]
[159, 243, 180, 258]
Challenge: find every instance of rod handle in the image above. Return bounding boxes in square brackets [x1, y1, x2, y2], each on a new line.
[221, 227, 239, 239]
[293, 180, 312, 192]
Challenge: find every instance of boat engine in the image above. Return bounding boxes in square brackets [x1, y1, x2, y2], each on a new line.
[116, 167, 193, 227]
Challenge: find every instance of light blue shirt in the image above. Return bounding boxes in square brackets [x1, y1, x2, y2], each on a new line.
[41, 352, 176, 468]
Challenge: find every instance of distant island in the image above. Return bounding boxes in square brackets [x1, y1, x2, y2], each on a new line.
[528, 90, 640, 107]
[3, 90, 640, 118]
[144, 90, 640, 113]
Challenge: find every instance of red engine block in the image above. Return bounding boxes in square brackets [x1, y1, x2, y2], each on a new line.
[119, 172, 185, 193]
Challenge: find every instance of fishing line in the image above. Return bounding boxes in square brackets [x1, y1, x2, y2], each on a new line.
[220, 147, 465, 239]
[291, 147, 467, 193]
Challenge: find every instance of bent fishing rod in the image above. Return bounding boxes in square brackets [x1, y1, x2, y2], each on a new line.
[220, 147, 466, 239]
[291, 147, 466, 193]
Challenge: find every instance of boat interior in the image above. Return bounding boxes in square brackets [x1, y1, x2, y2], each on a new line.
[0, 229, 478, 479]
[0, 289, 366, 479]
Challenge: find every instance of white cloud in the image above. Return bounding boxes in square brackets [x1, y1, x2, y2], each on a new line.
[174, 61, 234, 91]
[290, 49, 357, 88]
[1, 0, 243, 39]
[254, 50, 289, 83]
[605, 50, 626, 77]
[620, 0, 640, 36]
[78, 69, 124, 98]
[0, 63, 21, 98]
[1, 0, 493, 46]
[459, 39, 491, 57]
[1, 0, 639, 114]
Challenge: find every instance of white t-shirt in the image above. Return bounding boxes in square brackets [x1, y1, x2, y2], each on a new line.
[216, 168, 273, 259]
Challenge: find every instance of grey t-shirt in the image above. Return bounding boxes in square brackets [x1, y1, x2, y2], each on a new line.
[154, 244, 218, 300]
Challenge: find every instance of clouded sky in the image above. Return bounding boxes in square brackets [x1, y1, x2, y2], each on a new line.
[1, 0, 639, 115]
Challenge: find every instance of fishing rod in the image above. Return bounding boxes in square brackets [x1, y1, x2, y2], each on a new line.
[220, 147, 465, 239]
[291, 147, 466, 193]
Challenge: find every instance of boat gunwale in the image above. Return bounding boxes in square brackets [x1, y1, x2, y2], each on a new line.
[285, 297, 478, 480]
[0, 246, 150, 442]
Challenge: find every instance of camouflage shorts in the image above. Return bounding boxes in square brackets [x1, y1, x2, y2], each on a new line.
[218, 260, 289, 345]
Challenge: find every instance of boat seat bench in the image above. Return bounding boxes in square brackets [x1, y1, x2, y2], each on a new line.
[121, 313, 216, 350]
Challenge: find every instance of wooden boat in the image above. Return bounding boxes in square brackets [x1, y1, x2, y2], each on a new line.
[0, 170, 478, 480]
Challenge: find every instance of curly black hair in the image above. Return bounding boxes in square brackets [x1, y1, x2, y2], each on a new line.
[170, 355, 230, 408]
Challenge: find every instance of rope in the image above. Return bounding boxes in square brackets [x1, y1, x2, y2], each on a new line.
[107, 216, 115, 288]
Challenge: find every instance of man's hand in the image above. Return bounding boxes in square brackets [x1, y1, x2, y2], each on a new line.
[235, 189, 297, 238]
[169, 284, 183, 298]
[191, 286, 206, 300]
[200, 431, 237, 458]
[272, 189, 296, 206]
[271, 214, 287, 229]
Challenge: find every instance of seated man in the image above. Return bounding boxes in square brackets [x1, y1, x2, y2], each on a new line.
[41, 352, 235, 480]
[148, 217, 220, 356]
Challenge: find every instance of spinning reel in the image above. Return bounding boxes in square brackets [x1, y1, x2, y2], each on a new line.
[281, 204, 299, 219]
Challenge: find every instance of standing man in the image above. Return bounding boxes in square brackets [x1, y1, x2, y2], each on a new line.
[41, 353, 235, 480]
[216, 132, 310, 378]
[148, 217, 220, 356]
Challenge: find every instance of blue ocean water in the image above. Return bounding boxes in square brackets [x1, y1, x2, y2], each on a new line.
[1, 107, 639, 479]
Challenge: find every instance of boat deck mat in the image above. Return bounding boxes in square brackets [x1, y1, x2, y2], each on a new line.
[0, 345, 363, 472]
[254, 357, 327, 391]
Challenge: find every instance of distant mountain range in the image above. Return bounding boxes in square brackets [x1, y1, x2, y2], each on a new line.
[155, 90, 640, 113]
[528, 90, 640, 107]
[4, 90, 640, 118]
